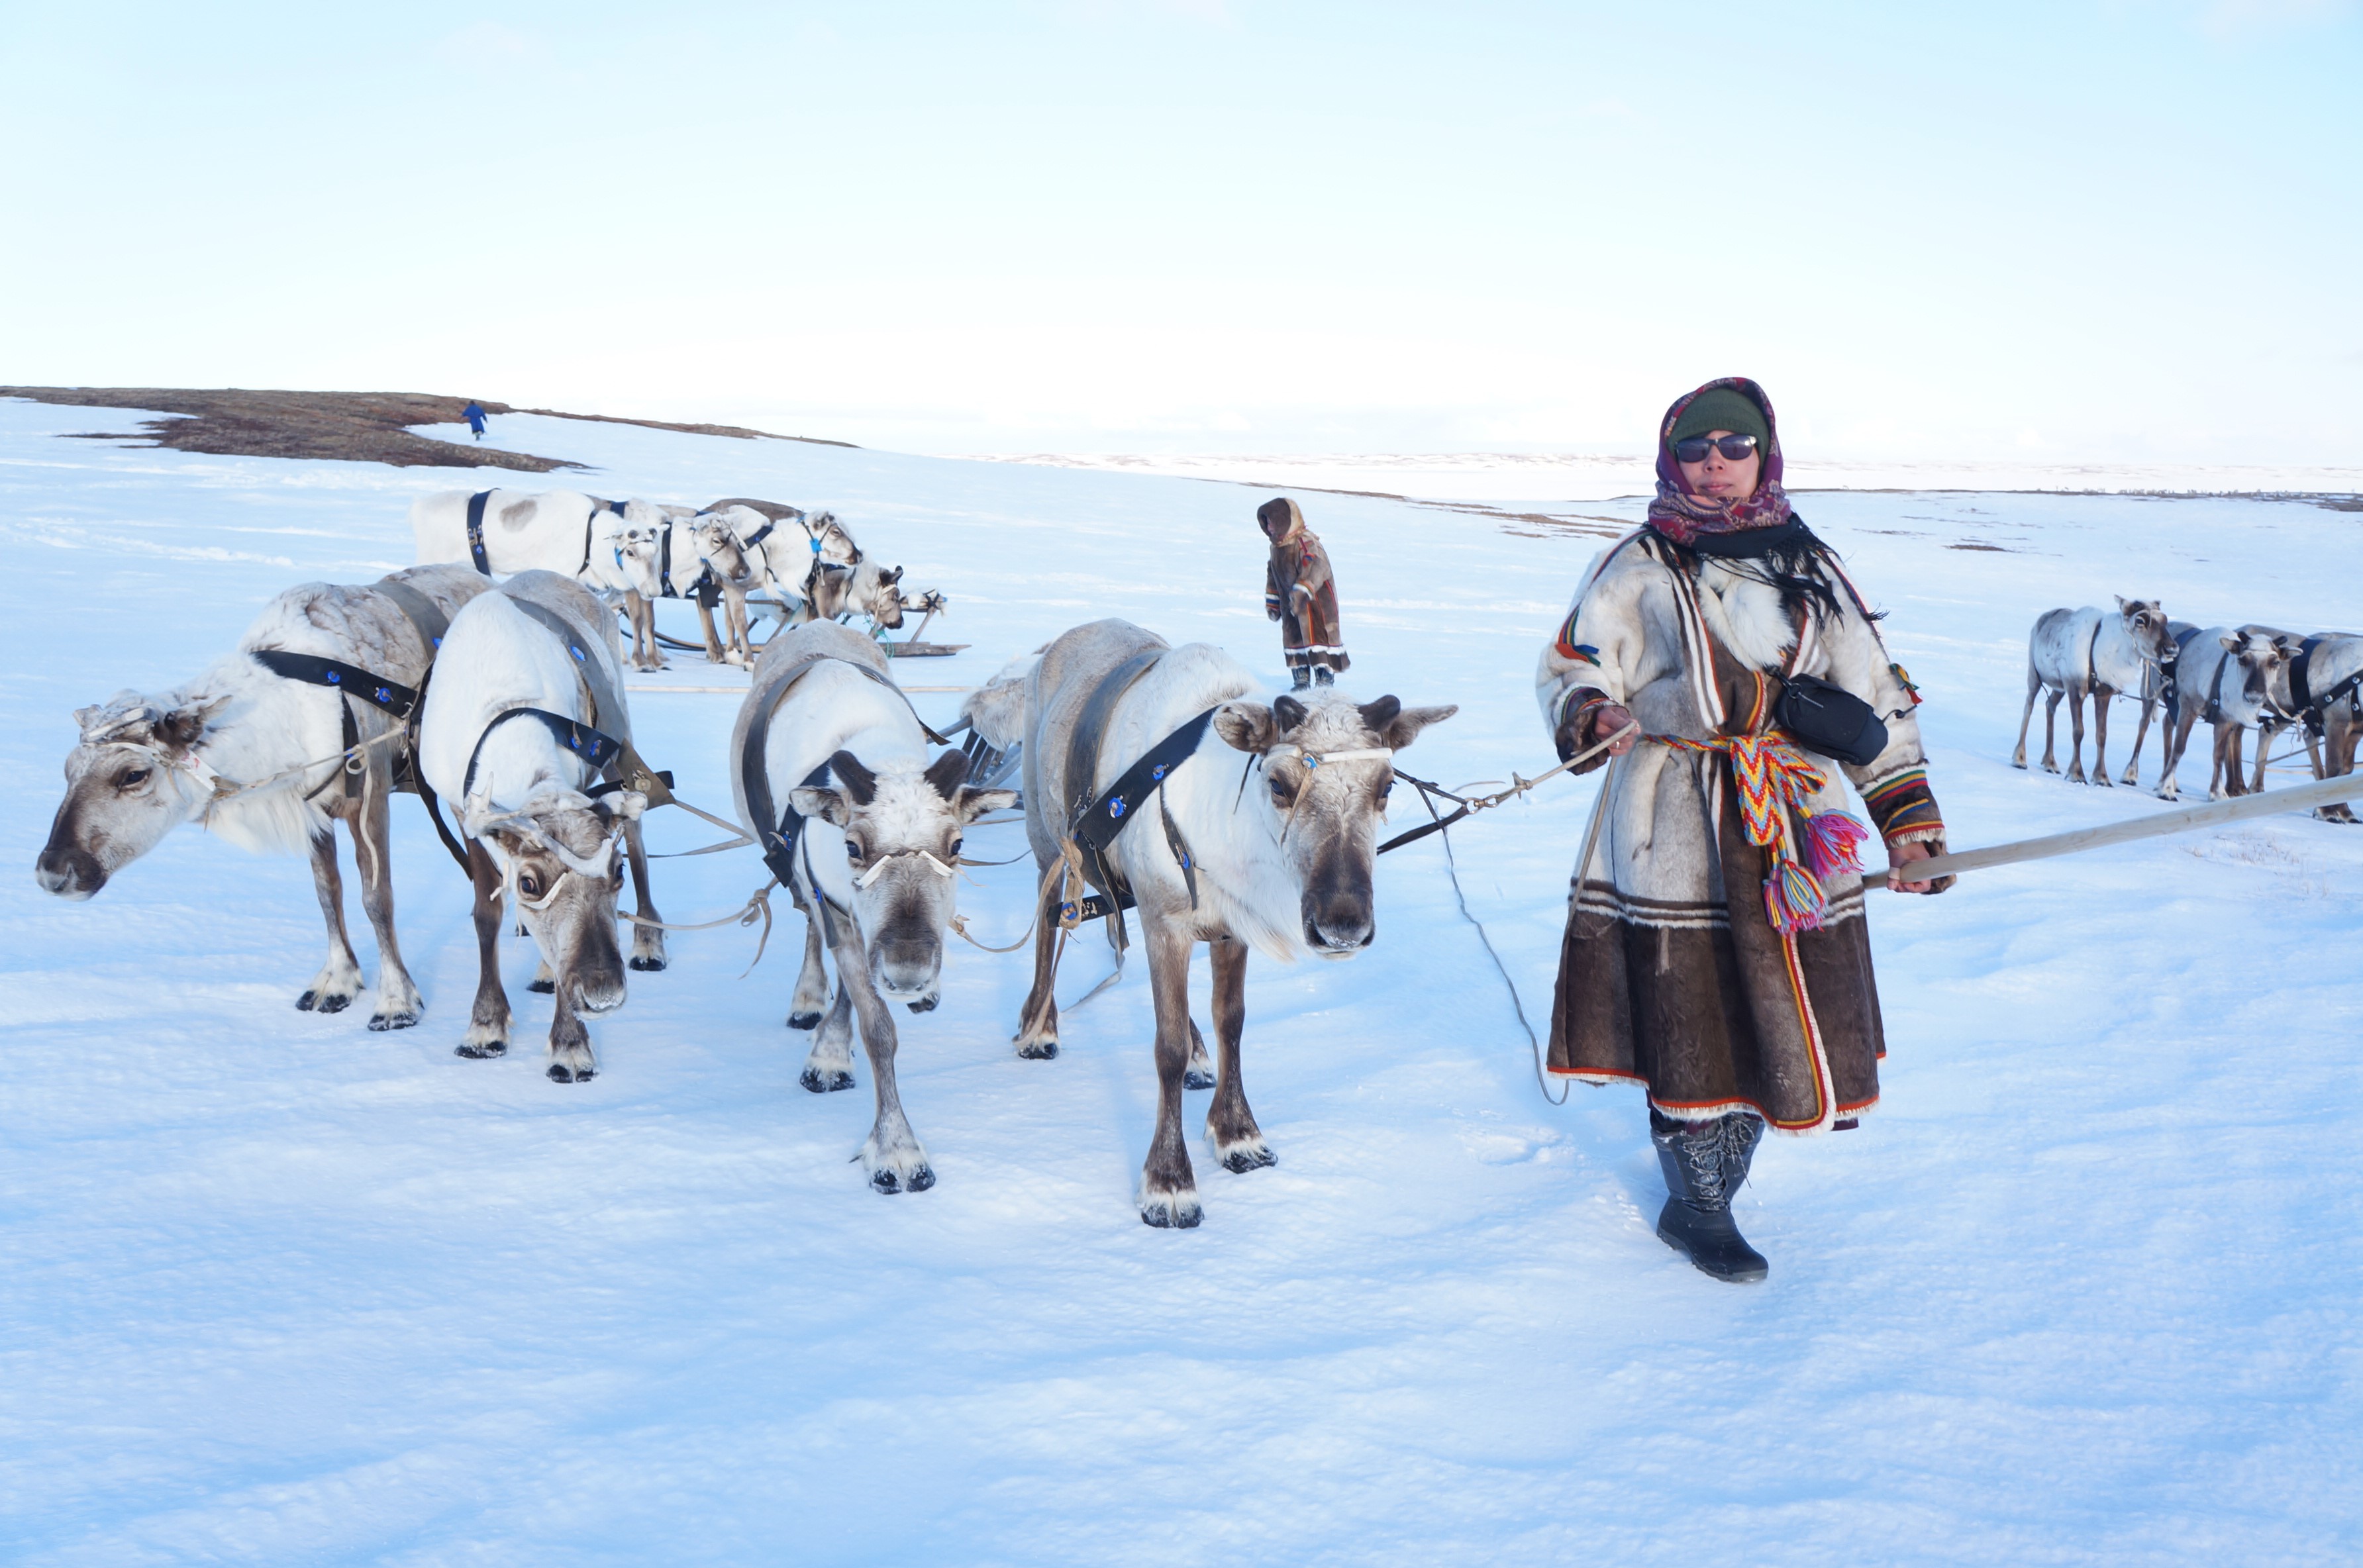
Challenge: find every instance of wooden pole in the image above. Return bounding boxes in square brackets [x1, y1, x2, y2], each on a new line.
[1886, 771, 2360, 887]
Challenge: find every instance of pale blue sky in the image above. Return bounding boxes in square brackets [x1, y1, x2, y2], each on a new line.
[4, 1, 2357, 462]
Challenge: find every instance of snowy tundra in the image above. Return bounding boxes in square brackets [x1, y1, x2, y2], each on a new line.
[4, 399, 2361, 1565]
[34, 564, 487, 1029]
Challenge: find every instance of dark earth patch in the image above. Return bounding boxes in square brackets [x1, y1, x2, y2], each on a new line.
[0, 387, 854, 473]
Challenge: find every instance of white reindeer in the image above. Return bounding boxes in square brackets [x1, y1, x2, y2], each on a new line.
[2012, 597, 2174, 786]
[35, 566, 489, 1029]
[416, 571, 667, 1083]
[730, 622, 1013, 1193]
[410, 487, 658, 599]
[613, 507, 761, 671]
[969, 618, 1455, 1228]
[2156, 624, 2302, 801]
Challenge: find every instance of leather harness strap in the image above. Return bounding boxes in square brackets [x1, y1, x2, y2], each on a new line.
[465, 491, 493, 575]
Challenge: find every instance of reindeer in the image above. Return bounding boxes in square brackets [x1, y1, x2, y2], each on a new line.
[2156, 624, 2302, 801]
[416, 571, 666, 1082]
[2012, 597, 2174, 786]
[2278, 632, 2363, 821]
[34, 567, 489, 1029]
[613, 506, 760, 671]
[966, 618, 1455, 1228]
[730, 622, 1013, 1193]
[409, 487, 658, 601]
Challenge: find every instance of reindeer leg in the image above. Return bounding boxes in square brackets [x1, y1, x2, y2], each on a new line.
[1138, 923, 1201, 1227]
[2327, 710, 2363, 822]
[1185, 1018, 1215, 1091]
[297, 821, 366, 1014]
[2122, 695, 2156, 787]
[2212, 724, 2239, 800]
[457, 840, 512, 1059]
[2158, 709, 2197, 801]
[354, 766, 422, 1030]
[787, 895, 831, 1031]
[1013, 868, 1062, 1059]
[803, 975, 858, 1093]
[695, 595, 727, 664]
[623, 816, 666, 971]
[2089, 686, 2113, 787]
[827, 920, 930, 1193]
[2011, 663, 2040, 769]
[545, 979, 597, 1084]
[726, 584, 754, 666]
[2250, 722, 2278, 796]
[2040, 688, 2064, 773]
[2064, 681, 2089, 783]
[1204, 935, 1272, 1173]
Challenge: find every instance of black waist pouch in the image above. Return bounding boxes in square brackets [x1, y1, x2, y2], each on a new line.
[1774, 672, 1888, 767]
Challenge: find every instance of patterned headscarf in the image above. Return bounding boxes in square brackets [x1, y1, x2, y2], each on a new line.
[1644, 377, 1791, 546]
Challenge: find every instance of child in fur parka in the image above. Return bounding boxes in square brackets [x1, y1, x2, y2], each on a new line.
[1259, 497, 1349, 689]
[1537, 377, 1948, 1285]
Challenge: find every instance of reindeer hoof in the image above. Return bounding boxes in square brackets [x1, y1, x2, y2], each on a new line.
[870, 1163, 934, 1195]
[2092, 774, 2113, 789]
[1219, 1145, 1276, 1173]
[301, 989, 354, 1014]
[528, 977, 555, 995]
[456, 1042, 507, 1059]
[905, 995, 938, 1014]
[1016, 1040, 1060, 1061]
[1139, 1193, 1203, 1229]
[368, 1010, 420, 1032]
[628, 954, 667, 972]
[788, 1010, 824, 1030]
[547, 1063, 595, 1083]
[1184, 1067, 1217, 1091]
[801, 1067, 856, 1093]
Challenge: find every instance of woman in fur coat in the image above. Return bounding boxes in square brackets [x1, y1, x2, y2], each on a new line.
[1534, 377, 1948, 1282]
[1259, 497, 1349, 689]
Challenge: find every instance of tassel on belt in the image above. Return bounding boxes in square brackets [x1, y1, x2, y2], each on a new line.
[1648, 732, 1870, 936]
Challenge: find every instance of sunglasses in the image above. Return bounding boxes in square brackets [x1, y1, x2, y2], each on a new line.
[1672, 433, 1760, 464]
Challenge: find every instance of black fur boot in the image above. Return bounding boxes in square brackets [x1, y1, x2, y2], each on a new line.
[1650, 1110, 1769, 1283]
[1313, 665, 1335, 687]
[1290, 665, 1312, 690]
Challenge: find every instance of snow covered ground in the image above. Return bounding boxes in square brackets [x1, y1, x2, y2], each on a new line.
[978, 449, 2363, 504]
[4, 397, 2360, 1565]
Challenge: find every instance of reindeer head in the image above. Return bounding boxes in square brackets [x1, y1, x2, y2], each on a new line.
[612, 522, 667, 599]
[468, 784, 646, 1017]
[858, 562, 908, 629]
[2115, 596, 2175, 667]
[36, 691, 228, 899]
[1213, 691, 1457, 956]
[790, 748, 1015, 1010]
[691, 518, 755, 588]
[2219, 629, 2303, 719]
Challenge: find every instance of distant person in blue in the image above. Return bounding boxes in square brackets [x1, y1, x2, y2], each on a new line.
[462, 401, 488, 441]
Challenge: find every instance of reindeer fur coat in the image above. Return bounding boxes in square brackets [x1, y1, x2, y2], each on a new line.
[1534, 529, 1946, 1133]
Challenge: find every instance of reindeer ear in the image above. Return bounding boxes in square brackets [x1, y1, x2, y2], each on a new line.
[888, 565, 904, 584]
[1357, 695, 1401, 732]
[1272, 694, 1310, 734]
[1378, 702, 1458, 751]
[827, 750, 876, 805]
[154, 695, 229, 754]
[955, 787, 1019, 824]
[1214, 701, 1278, 754]
[2219, 634, 2240, 652]
[2115, 595, 2129, 611]
[790, 787, 850, 826]
[924, 749, 971, 800]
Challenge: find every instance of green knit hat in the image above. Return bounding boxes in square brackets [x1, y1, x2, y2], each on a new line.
[1670, 386, 1769, 448]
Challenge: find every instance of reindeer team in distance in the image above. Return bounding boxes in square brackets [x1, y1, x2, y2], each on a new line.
[2015, 596, 2362, 817]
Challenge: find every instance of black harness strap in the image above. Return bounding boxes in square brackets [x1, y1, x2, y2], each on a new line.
[1377, 771, 1474, 855]
[250, 650, 419, 719]
[462, 707, 625, 801]
[465, 490, 494, 575]
[762, 761, 833, 888]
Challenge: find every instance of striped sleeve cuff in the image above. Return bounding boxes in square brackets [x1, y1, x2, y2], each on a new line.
[1862, 767, 1944, 843]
